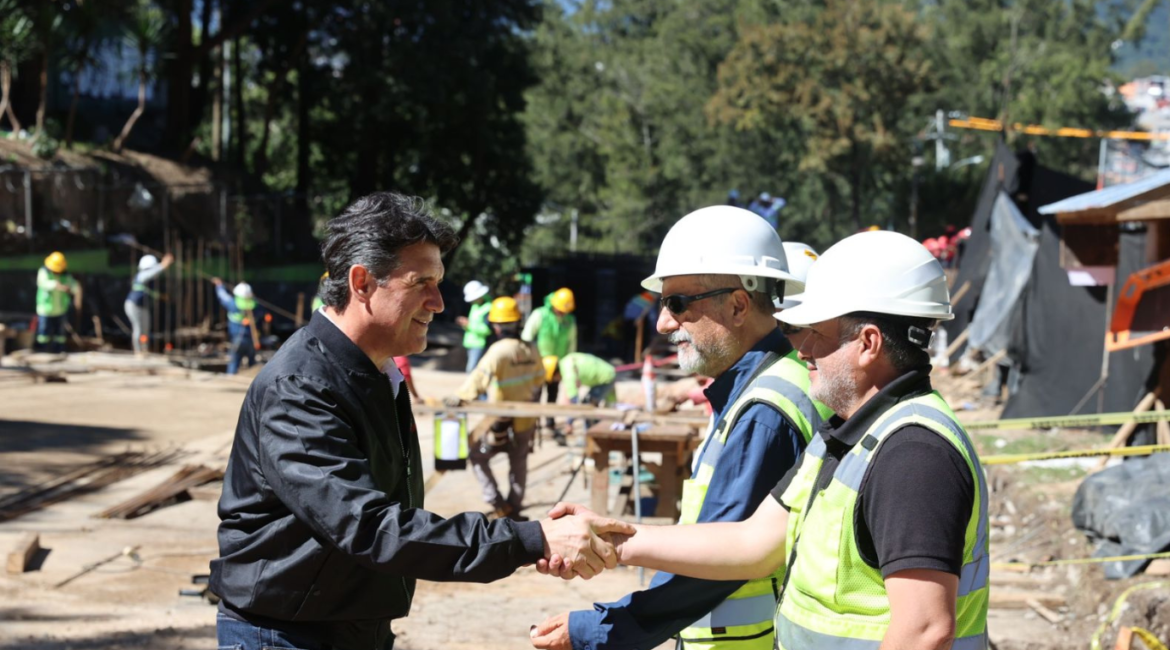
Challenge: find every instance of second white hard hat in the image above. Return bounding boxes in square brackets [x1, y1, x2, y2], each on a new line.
[463, 280, 489, 303]
[777, 230, 953, 327]
[138, 254, 159, 271]
[642, 205, 800, 295]
[233, 282, 254, 299]
[776, 243, 819, 310]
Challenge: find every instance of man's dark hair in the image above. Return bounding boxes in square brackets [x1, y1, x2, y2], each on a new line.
[320, 192, 459, 311]
[839, 312, 936, 374]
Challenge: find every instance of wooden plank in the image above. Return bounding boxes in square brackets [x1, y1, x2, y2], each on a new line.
[96, 465, 224, 520]
[6, 533, 40, 574]
[1144, 559, 1170, 576]
[1026, 598, 1064, 624]
[1118, 199, 1170, 222]
[1095, 391, 1158, 471]
[414, 401, 709, 426]
[1115, 626, 1133, 650]
[988, 590, 1065, 610]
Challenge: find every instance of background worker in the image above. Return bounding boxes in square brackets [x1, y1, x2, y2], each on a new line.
[35, 251, 81, 353]
[211, 192, 630, 650]
[394, 355, 422, 401]
[532, 206, 833, 650]
[448, 296, 546, 521]
[458, 279, 493, 372]
[522, 287, 578, 435]
[124, 252, 174, 356]
[775, 242, 819, 351]
[540, 230, 988, 650]
[212, 278, 260, 375]
[545, 352, 617, 444]
[311, 271, 327, 312]
[622, 290, 659, 362]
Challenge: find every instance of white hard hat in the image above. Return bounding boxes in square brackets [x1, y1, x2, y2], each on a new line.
[463, 280, 489, 303]
[138, 254, 159, 271]
[642, 205, 801, 295]
[777, 230, 953, 326]
[777, 243, 819, 310]
[233, 282, 254, 299]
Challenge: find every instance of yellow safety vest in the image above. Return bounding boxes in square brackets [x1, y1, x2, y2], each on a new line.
[678, 350, 833, 650]
[775, 392, 989, 650]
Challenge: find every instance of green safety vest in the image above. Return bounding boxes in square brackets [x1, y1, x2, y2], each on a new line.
[311, 295, 324, 312]
[229, 296, 257, 325]
[433, 413, 470, 471]
[678, 350, 833, 650]
[775, 392, 989, 650]
[463, 300, 493, 349]
[35, 267, 76, 317]
[535, 303, 575, 358]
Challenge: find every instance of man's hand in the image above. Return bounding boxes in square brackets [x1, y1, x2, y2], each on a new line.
[538, 502, 634, 579]
[456, 315, 469, 328]
[530, 612, 571, 650]
[211, 277, 223, 287]
[443, 395, 464, 408]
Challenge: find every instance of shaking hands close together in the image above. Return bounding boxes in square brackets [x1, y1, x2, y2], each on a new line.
[532, 503, 636, 650]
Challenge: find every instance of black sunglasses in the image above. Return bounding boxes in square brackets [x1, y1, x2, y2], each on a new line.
[660, 287, 736, 315]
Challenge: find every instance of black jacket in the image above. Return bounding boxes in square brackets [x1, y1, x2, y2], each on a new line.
[210, 312, 545, 650]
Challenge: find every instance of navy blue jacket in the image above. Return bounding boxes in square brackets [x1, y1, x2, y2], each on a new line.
[568, 328, 806, 650]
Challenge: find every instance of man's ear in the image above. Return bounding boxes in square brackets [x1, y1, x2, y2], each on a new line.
[349, 265, 373, 305]
[856, 323, 883, 369]
[730, 289, 752, 326]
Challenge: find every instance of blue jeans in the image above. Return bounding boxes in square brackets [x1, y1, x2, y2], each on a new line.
[228, 333, 257, 375]
[35, 314, 66, 353]
[465, 345, 485, 373]
[217, 611, 395, 650]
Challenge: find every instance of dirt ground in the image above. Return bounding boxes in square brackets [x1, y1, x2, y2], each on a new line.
[0, 356, 1167, 649]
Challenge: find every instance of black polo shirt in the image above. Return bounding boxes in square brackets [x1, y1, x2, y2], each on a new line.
[771, 367, 974, 578]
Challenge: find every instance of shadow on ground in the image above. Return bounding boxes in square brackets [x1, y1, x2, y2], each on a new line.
[0, 421, 145, 455]
[0, 623, 217, 650]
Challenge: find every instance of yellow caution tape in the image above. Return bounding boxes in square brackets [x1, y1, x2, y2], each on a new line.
[1091, 581, 1170, 650]
[1134, 628, 1169, 650]
[965, 410, 1170, 431]
[993, 551, 1170, 571]
[949, 117, 1170, 141]
[982, 444, 1170, 465]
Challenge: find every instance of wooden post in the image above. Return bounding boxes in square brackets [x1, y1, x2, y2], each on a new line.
[945, 327, 970, 358]
[7, 533, 40, 574]
[1155, 398, 1170, 447]
[951, 280, 972, 305]
[295, 292, 305, 328]
[634, 318, 644, 365]
[1094, 391, 1158, 471]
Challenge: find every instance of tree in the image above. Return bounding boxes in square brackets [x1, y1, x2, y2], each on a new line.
[0, 0, 35, 133]
[112, 0, 166, 153]
[60, 0, 117, 149]
[28, 0, 63, 141]
[709, 0, 934, 233]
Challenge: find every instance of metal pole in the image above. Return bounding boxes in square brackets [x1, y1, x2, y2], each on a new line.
[23, 170, 32, 248]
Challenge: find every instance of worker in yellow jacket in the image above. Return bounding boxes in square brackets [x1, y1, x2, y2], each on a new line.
[446, 297, 546, 521]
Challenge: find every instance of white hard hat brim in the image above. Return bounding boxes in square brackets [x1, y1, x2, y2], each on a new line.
[776, 294, 956, 327]
[642, 269, 803, 294]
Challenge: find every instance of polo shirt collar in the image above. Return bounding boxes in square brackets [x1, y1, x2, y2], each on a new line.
[820, 365, 935, 449]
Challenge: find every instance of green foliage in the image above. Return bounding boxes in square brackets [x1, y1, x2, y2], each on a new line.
[0, 0, 36, 70]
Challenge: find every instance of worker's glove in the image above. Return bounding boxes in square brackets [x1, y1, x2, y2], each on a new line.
[442, 396, 465, 408]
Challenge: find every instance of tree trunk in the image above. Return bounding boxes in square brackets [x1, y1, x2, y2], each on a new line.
[112, 67, 147, 153]
[0, 62, 21, 133]
[211, 41, 222, 161]
[254, 31, 309, 178]
[233, 36, 246, 169]
[33, 50, 47, 139]
[65, 70, 82, 149]
[164, 0, 193, 150]
[295, 54, 309, 215]
[191, 0, 214, 131]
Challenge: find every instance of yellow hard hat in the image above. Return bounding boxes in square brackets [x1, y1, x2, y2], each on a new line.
[542, 356, 560, 382]
[551, 287, 576, 313]
[44, 251, 67, 273]
[487, 296, 522, 323]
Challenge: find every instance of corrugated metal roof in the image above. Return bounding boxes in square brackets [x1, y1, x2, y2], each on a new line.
[1037, 168, 1170, 215]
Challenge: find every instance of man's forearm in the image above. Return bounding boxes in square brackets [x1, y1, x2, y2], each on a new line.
[617, 520, 784, 581]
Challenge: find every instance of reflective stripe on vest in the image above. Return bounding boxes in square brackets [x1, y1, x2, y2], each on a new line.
[776, 394, 989, 650]
[678, 350, 832, 650]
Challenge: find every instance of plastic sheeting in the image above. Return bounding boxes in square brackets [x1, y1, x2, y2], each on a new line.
[966, 192, 1039, 355]
[1072, 453, 1170, 579]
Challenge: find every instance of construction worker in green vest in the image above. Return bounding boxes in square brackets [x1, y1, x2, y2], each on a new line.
[311, 272, 327, 313]
[531, 206, 832, 650]
[35, 251, 81, 353]
[458, 280, 493, 372]
[540, 230, 989, 650]
[522, 287, 577, 434]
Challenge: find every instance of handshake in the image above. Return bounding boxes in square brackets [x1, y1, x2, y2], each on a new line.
[537, 502, 636, 580]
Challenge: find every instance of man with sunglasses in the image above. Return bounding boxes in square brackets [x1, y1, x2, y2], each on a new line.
[532, 206, 832, 650]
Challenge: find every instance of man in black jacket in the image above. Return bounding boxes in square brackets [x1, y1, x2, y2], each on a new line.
[211, 192, 631, 650]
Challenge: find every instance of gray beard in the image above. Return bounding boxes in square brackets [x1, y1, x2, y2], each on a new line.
[676, 334, 735, 377]
[810, 366, 858, 415]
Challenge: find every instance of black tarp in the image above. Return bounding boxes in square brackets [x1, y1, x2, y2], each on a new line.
[1002, 171, 1158, 418]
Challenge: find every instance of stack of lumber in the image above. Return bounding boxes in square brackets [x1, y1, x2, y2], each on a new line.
[97, 465, 224, 520]
[0, 450, 183, 523]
